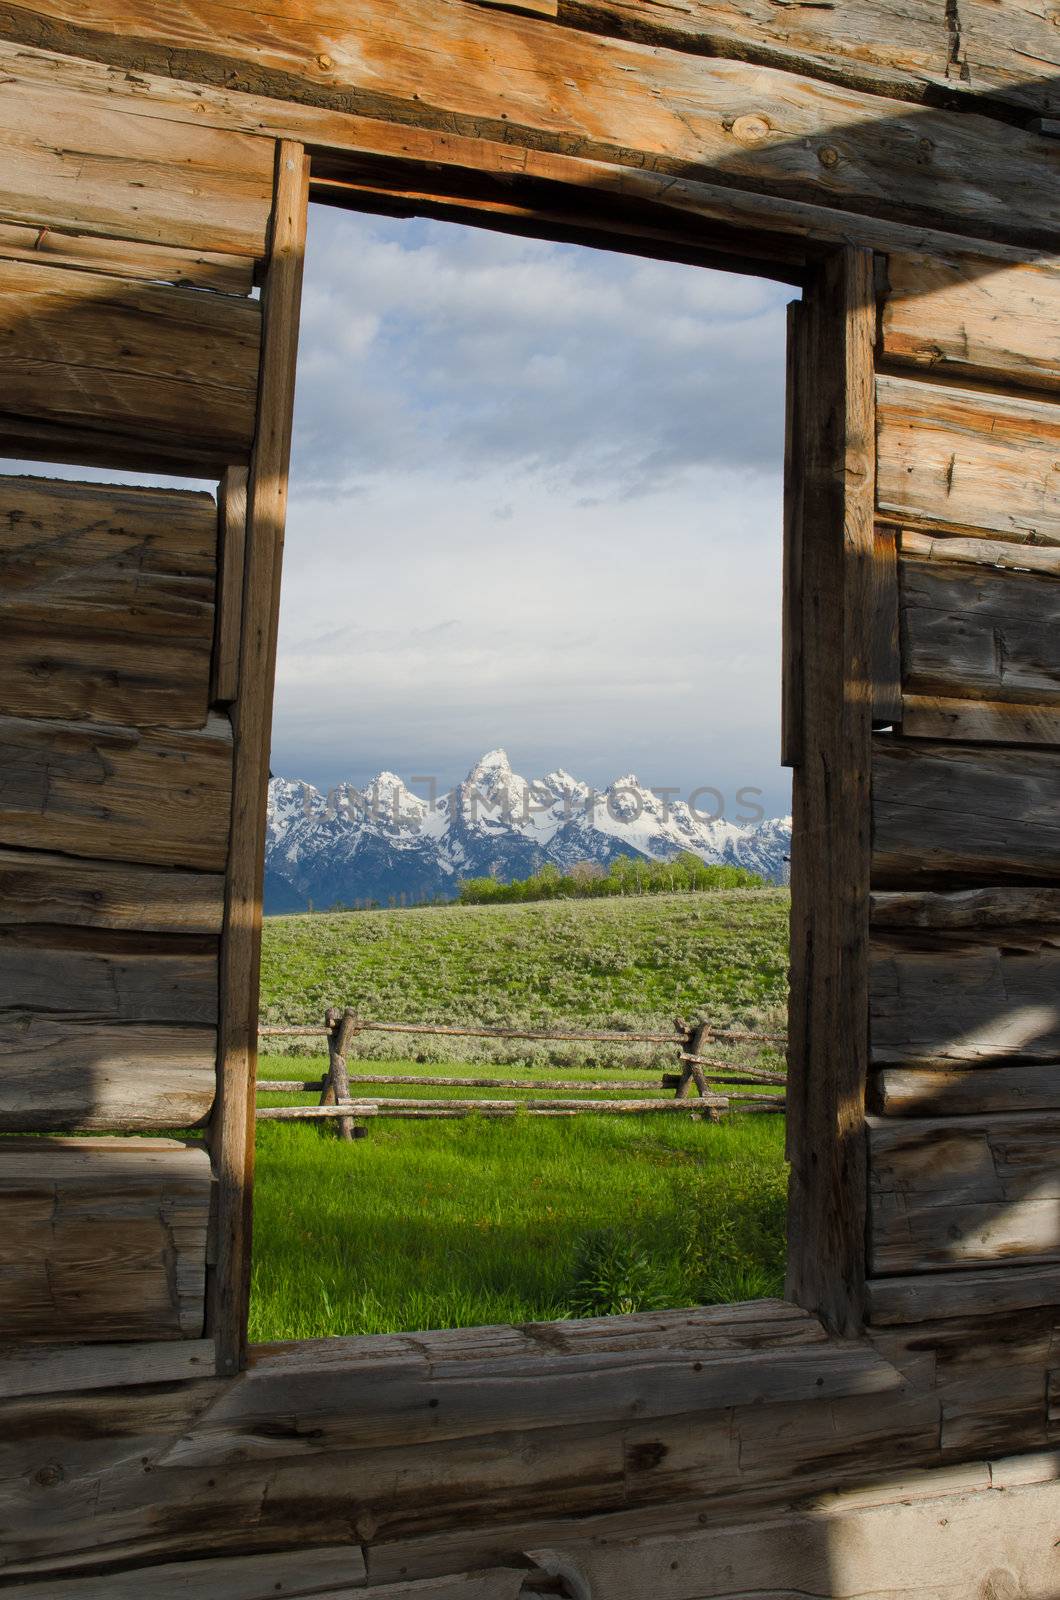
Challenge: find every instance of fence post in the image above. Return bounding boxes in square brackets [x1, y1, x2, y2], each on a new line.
[674, 1020, 711, 1102]
[323, 1006, 365, 1141]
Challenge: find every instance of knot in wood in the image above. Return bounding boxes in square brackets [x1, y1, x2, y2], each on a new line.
[730, 113, 771, 144]
[317, 52, 334, 70]
[33, 1463, 64, 1488]
[817, 144, 840, 168]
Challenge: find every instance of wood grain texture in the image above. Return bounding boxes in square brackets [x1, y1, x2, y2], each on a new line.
[0, 849, 224, 933]
[1, 1, 1059, 248]
[872, 1063, 1060, 1118]
[780, 299, 805, 768]
[0, 927, 217, 1025]
[211, 143, 310, 1377]
[0, 221, 255, 295]
[0, 1018, 216, 1131]
[867, 1263, 1060, 1325]
[0, 1338, 216, 1398]
[212, 466, 249, 705]
[784, 247, 875, 1337]
[0, 77, 272, 260]
[869, 1112, 1060, 1274]
[0, 1316, 1053, 1590]
[6, 38, 1060, 281]
[899, 542, 1060, 708]
[871, 524, 901, 723]
[876, 375, 1060, 544]
[870, 930, 1060, 1065]
[0, 257, 261, 473]
[900, 529, 1060, 578]
[1, 1547, 367, 1597]
[0, 712, 233, 870]
[165, 1304, 896, 1471]
[0, 474, 218, 727]
[0, 1139, 211, 1341]
[563, 0, 1060, 117]
[880, 250, 1060, 395]
[900, 695, 1060, 745]
[871, 886, 1060, 931]
[872, 737, 1060, 887]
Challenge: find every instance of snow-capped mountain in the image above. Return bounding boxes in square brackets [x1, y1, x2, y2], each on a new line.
[264, 749, 792, 912]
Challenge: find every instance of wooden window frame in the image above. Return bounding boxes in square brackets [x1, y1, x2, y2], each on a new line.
[208, 140, 878, 1374]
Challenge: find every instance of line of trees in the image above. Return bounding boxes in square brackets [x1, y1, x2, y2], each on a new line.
[457, 852, 764, 905]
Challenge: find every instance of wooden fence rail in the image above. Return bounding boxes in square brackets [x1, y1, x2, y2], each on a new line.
[255, 1010, 788, 1135]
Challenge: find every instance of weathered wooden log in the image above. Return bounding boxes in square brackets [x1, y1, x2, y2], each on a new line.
[255, 1103, 381, 1121]
[872, 738, 1060, 886]
[870, 524, 902, 724]
[0, 258, 261, 474]
[0, 1138, 212, 1341]
[262, 1075, 679, 1092]
[899, 528, 1060, 578]
[0, 1338, 217, 1400]
[869, 1112, 1060, 1273]
[880, 251, 1060, 394]
[0, 476, 218, 727]
[325, 1007, 362, 1141]
[876, 375, 1060, 545]
[256, 1098, 733, 1118]
[784, 247, 876, 1338]
[0, 927, 218, 1025]
[0, 1547, 368, 1598]
[871, 886, 1060, 931]
[0, 848, 224, 934]
[0, 1020, 217, 1132]
[870, 930, 1060, 1064]
[871, 1063, 1060, 1118]
[7, 0, 1060, 249]
[0, 221, 254, 295]
[674, 1021, 710, 1100]
[899, 540, 1060, 709]
[211, 468, 249, 706]
[259, 1018, 784, 1046]
[210, 141, 311, 1381]
[562, 0, 1060, 117]
[867, 1262, 1060, 1325]
[0, 74, 272, 260]
[900, 695, 1060, 746]
[0, 713, 233, 871]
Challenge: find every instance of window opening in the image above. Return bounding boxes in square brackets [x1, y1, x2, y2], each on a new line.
[251, 202, 798, 1340]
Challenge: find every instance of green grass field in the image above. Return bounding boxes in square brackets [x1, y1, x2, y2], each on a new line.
[251, 889, 790, 1339]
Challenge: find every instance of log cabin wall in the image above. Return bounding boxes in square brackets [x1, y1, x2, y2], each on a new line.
[0, 4, 1058, 1596]
[0, 84, 271, 1373]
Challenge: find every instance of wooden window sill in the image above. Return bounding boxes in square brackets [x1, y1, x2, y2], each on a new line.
[157, 1300, 900, 1466]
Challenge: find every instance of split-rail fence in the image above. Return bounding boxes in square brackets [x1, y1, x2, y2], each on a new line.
[256, 1011, 787, 1139]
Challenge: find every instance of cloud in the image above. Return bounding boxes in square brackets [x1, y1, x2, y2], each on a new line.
[292, 207, 795, 499]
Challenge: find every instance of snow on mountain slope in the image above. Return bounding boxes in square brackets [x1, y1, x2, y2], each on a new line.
[265, 749, 791, 912]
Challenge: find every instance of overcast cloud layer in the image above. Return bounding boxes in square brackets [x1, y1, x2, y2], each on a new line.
[272, 206, 797, 817]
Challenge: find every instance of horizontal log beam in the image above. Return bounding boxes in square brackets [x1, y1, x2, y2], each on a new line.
[872, 737, 1060, 887]
[0, 713, 233, 871]
[0, 258, 261, 474]
[880, 250, 1060, 394]
[0, 1020, 217, 1131]
[0, 849, 225, 934]
[869, 1111, 1060, 1273]
[0, 1138, 212, 1341]
[867, 1263, 1060, 1324]
[877, 375, 1060, 545]
[1, 3, 1058, 251]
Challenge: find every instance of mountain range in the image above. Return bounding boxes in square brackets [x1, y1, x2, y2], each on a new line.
[265, 749, 792, 913]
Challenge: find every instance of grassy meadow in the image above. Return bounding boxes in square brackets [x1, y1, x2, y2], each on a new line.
[251, 888, 791, 1340]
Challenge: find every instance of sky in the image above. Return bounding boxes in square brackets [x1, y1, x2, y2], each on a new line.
[273, 204, 797, 821]
[1, 203, 797, 822]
